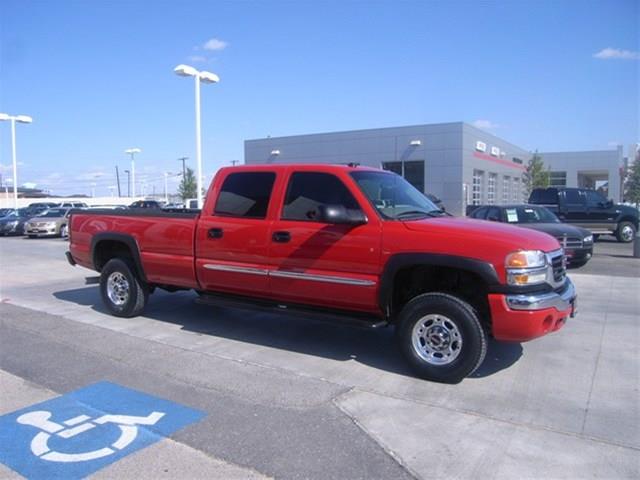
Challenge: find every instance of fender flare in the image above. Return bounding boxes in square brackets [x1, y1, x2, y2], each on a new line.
[90, 232, 147, 283]
[378, 253, 500, 318]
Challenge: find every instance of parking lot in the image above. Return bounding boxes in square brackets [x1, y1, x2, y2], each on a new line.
[0, 235, 638, 479]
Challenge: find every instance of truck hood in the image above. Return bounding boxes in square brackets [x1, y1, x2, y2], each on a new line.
[515, 223, 591, 238]
[403, 216, 561, 253]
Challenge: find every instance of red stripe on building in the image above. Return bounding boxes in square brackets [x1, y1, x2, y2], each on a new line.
[473, 151, 526, 171]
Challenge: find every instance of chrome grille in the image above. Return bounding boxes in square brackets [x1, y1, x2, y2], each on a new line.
[551, 252, 566, 283]
[556, 235, 582, 249]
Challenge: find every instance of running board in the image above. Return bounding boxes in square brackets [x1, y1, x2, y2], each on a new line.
[195, 292, 389, 329]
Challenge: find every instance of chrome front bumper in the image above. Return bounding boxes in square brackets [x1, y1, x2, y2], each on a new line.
[506, 278, 576, 312]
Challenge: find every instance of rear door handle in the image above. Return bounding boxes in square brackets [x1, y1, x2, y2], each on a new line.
[272, 231, 291, 243]
[208, 228, 223, 239]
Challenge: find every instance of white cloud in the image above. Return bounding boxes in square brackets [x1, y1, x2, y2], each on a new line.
[203, 38, 228, 51]
[593, 48, 640, 60]
[0, 162, 24, 173]
[472, 119, 500, 130]
[75, 170, 105, 181]
[187, 55, 208, 63]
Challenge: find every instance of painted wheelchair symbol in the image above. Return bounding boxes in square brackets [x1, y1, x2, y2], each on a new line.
[16, 410, 165, 463]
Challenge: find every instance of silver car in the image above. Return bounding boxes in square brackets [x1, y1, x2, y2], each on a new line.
[24, 208, 72, 238]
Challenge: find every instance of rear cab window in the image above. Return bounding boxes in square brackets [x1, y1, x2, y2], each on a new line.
[214, 171, 277, 219]
[530, 188, 558, 204]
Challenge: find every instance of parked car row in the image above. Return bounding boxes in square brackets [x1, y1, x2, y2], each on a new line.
[0, 198, 201, 240]
[0, 207, 72, 238]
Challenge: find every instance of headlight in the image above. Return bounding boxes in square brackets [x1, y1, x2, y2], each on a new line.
[7, 220, 18, 227]
[45, 222, 57, 227]
[583, 235, 593, 244]
[505, 250, 548, 286]
[505, 250, 546, 269]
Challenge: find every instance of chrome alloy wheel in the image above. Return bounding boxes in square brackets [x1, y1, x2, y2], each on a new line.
[621, 224, 634, 242]
[107, 272, 130, 306]
[411, 314, 463, 365]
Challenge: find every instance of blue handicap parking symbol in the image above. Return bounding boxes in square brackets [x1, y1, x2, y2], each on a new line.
[0, 381, 205, 479]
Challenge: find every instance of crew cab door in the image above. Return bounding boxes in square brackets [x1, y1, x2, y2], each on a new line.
[557, 189, 588, 226]
[583, 190, 616, 230]
[268, 170, 381, 313]
[195, 170, 279, 298]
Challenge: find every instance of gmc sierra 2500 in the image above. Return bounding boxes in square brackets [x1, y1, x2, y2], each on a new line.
[67, 164, 577, 383]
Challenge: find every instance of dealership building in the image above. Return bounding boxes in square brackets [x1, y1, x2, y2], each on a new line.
[244, 122, 625, 216]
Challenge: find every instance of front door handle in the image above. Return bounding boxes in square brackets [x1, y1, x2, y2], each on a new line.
[208, 228, 223, 239]
[272, 231, 291, 243]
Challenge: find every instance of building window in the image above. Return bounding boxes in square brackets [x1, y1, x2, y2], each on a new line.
[550, 171, 567, 187]
[472, 170, 484, 205]
[382, 160, 425, 193]
[502, 176, 510, 203]
[487, 173, 497, 204]
[512, 177, 520, 202]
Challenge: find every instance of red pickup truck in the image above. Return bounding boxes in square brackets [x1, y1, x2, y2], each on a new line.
[67, 164, 576, 383]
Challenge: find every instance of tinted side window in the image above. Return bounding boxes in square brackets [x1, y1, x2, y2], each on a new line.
[283, 172, 361, 221]
[471, 207, 488, 219]
[564, 190, 584, 206]
[214, 172, 276, 219]
[486, 207, 502, 221]
[530, 188, 558, 204]
[585, 190, 606, 207]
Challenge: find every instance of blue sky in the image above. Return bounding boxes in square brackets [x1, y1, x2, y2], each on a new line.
[1, 0, 638, 196]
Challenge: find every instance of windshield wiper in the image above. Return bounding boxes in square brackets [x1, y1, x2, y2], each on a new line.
[395, 209, 446, 219]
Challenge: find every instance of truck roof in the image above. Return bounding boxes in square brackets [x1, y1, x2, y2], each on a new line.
[218, 163, 384, 174]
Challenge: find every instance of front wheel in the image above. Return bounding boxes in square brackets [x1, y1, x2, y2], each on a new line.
[60, 224, 68, 238]
[99, 258, 148, 317]
[396, 293, 487, 384]
[616, 221, 636, 243]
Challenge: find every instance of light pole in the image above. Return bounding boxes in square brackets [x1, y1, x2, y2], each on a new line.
[0, 113, 33, 208]
[178, 157, 188, 180]
[124, 170, 131, 197]
[174, 64, 219, 208]
[125, 148, 141, 198]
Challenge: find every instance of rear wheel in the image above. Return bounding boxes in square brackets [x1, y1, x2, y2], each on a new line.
[99, 258, 148, 317]
[396, 293, 487, 384]
[616, 221, 636, 243]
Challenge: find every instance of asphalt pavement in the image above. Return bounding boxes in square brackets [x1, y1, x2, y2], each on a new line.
[0, 235, 638, 479]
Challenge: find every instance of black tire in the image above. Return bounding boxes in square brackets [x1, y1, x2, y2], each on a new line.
[592, 234, 600, 242]
[99, 258, 148, 317]
[615, 221, 636, 243]
[396, 292, 487, 384]
[27, 235, 36, 239]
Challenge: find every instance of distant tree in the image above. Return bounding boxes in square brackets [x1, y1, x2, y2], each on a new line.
[624, 153, 640, 207]
[178, 167, 197, 201]
[524, 151, 550, 196]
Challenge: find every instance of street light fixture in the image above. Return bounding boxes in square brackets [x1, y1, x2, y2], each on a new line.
[124, 148, 141, 197]
[0, 113, 33, 208]
[174, 64, 219, 209]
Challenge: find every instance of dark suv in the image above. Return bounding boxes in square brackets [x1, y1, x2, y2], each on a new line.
[529, 187, 639, 243]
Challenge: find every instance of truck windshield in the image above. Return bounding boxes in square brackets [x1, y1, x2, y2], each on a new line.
[350, 171, 442, 220]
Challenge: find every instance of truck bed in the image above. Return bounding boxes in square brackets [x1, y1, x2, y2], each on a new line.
[69, 209, 201, 289]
